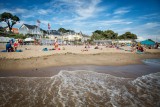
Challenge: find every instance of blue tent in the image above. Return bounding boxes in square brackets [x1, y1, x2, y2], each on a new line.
[140, 40, 155, 46]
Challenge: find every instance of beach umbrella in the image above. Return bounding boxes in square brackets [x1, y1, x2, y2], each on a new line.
[140, 40, 155, 46]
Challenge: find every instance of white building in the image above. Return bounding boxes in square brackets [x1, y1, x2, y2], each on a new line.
[19, 24, 43, 37]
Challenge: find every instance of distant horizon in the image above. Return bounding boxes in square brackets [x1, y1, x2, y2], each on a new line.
[0, 0, 160, 42]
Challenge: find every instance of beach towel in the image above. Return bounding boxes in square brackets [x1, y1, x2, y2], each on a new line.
[16, 50, 23, 52]
[1, 50, 7, 52]
[1, 50, 23, 52]
[136, 50, 144, 54]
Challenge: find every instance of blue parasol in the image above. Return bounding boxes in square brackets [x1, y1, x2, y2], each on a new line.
[140, 40, 155, 46]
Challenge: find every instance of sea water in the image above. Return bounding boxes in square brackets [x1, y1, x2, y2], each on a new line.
[0, 59, 160, 107]
[143, 58, 160, 65]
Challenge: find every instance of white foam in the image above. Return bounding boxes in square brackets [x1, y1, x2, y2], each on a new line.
[0, 70, 160, 107]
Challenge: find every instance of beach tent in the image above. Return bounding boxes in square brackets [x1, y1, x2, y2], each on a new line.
[140, 40, 155, 46]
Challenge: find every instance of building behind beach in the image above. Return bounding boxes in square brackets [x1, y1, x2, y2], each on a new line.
[46, 30, 63, 44]
[5, 27, 19, 34]
[19, 24, 44, 38]
[46, 30, 90, 45]
[94, 39, 135, 45]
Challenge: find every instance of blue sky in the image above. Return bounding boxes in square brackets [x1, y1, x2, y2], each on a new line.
[0, 0, 160, 41]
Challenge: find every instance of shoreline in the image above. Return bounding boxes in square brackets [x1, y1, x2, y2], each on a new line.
[1, 53, 160, 69]
[0, 53, 160, 78]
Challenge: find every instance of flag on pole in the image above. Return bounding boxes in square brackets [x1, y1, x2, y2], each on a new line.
[37, 20, 41, 27]
[48, 23, 51, 30]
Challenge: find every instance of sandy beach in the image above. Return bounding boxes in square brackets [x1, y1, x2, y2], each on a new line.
[0, 45, 160, 76]
[0, 44, 160, 73]
[0, 44, 160, 59]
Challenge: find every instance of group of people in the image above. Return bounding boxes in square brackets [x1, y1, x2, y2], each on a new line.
[6, 39, 19, 52]
[81, 43, 103, 52]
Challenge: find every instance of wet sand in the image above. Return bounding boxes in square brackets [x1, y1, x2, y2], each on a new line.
[1, 64, 160, 78]
[0, 53, 160, 78]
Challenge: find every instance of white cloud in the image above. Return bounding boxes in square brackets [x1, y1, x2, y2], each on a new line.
[0, 8, 28, 14]
[15, 8, 27, 13]
[114, 7, 130, 15]
[98, 19, 132, 25]
[137, 35, 160, 42]
[139, 13, 160, 20]
[40, 20, 51, 25]
[22, 14, 34, 18]
[0, 9, 13, 14]
[74, 0, 103, 20]
[144, 22, 160, 28]
[136, 36, 145, 42]
[38, 9, 52, 15]
[50, 0, 104, 20]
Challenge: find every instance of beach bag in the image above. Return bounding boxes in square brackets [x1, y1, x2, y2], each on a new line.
[43, 48, 48, 51]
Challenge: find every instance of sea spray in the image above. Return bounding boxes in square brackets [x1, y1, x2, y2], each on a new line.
[0, 70, 160, 107]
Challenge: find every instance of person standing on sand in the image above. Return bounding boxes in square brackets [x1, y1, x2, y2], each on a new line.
[54, 37, 58, 50]
[13, 41, 18, 51]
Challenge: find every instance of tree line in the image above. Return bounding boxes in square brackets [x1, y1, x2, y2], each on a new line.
[58, 28, 75, 33]
[91, 30, 137, 40]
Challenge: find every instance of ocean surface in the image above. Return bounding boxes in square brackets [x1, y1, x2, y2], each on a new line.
[0, 59, 160, 107]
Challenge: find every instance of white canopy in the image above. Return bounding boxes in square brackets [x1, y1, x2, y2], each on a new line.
[24, 38, 34, 42]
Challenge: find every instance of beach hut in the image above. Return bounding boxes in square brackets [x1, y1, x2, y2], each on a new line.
[140, 39, 155, 46]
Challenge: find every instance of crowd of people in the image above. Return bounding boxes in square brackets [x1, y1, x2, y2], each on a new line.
[3, 37, 159, 53]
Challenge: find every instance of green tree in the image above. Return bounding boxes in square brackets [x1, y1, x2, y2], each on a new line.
[91, 30, 118, 40]
[91, 30, 103, 40]
[103, 30, 118, 39]
[118, 32, 137, 39]
[94, 30, 103, 34]
[58, 28, 67, 33]
[0, 12, 20, 32]
[58, 28, 75, 33]
[91, 32, 104, 40]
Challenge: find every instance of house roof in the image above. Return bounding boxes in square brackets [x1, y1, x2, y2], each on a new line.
[24, 24, 38, 29]
[12, 28, 18, 31]
[48, 30, 61, 35]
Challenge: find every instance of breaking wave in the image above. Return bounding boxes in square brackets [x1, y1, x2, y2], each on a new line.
[143, 58, 160, 65]
[0, 70, 160, 107]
